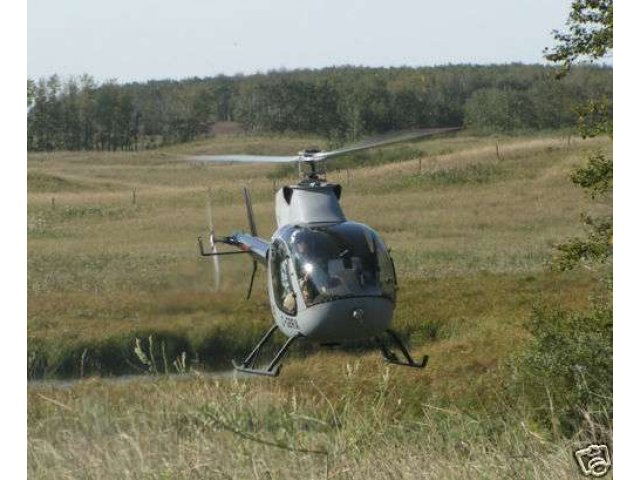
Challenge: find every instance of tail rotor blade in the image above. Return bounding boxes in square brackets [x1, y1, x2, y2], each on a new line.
[207, 189, 221, 292]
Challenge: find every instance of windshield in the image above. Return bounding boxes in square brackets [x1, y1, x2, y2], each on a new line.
[287, 222, 396, 306]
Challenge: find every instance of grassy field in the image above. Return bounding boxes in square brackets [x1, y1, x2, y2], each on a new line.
[28, 132, 611, 478]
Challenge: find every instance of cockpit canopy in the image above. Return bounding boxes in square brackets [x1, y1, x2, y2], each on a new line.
[270, 222, 396, 310]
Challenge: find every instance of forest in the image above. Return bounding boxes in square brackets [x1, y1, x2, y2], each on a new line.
[27, 63, 612, 151]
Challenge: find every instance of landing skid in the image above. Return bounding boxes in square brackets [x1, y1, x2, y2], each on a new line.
[232, 325, 301, 377]
[376, 329, 428, 368]
[233, 326, 426, 377]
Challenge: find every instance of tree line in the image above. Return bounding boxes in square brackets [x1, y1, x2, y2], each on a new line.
[27, 64, 612, 151]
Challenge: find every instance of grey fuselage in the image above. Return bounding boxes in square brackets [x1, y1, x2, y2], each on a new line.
[266, 182, 397, 343]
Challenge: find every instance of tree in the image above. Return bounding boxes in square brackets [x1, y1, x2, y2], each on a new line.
[26, 65, 612, 151]
[61, 77, 82, 150]
[27, 79, 36, 110]
[78, 74, 98, 150]
[548, 0, 613, 269]
[544, 0, 613, 76]
[512, 0, 613, 439]
[464, 87, 535, 132]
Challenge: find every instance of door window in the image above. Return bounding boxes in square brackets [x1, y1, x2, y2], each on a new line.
[270, 240, 297, 315]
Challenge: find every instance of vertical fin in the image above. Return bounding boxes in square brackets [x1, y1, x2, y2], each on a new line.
[243, 186, 258, 237]
[243, 186, 259, 300]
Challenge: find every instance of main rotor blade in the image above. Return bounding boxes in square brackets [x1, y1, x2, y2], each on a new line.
[185, 154, 299, 163]
[312, 127, 461, 161]
[184, 126, 460, 164]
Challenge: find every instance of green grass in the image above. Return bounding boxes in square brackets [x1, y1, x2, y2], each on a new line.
[27, 132, 610, 377]
[27, 131, 611, 478]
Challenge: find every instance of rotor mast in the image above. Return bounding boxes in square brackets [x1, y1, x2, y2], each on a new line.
[298, 149, 326, 183]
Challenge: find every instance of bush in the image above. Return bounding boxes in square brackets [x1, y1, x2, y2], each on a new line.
[511, 299, 612, 437]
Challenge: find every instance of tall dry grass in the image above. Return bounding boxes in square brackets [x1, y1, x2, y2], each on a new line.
[29, 370, 596, 479]
[28, 132, 611, 478]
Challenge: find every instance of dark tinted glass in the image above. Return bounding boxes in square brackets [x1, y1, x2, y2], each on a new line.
[285, 222, 396, 306]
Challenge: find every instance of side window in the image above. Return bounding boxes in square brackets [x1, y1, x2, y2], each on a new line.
[270, 240, 297, 315]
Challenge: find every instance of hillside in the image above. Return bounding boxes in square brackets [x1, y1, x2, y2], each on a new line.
[27, 132, 611, 478]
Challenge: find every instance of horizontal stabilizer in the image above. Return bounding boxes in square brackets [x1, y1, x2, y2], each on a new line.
[225, 232, 269, 264]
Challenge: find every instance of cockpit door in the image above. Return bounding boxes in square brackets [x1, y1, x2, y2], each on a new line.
[269, 239, 298, 316]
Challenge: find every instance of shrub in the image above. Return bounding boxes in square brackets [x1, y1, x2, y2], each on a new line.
[511, 298, 612, 437]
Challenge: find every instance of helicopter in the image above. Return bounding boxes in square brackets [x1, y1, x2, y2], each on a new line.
[189, 127, 460, 376]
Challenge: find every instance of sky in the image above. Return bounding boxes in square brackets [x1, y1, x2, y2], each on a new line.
[27, 0, 587, 83]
